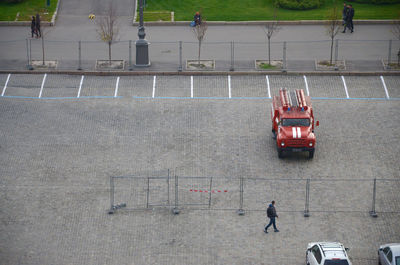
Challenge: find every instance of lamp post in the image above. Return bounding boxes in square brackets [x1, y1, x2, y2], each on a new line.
[135, 0, 150, 66]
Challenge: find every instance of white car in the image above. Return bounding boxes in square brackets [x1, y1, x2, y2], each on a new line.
[306, 242, 352, 265]
[379, 243, 400, 265]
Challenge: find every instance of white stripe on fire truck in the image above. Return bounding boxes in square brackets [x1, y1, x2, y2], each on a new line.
[292, 127, 296, 138]
[297, 127, 301, 138]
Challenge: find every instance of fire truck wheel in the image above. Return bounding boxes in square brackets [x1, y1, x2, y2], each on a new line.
[272, 130, 276, 139]
[278, 149, 284, 158]
[309, 150, 314, 159]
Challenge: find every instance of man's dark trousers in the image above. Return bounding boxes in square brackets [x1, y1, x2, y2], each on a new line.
[265, 217, 277, 231]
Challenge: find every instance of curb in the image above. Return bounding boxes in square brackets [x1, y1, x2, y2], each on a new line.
[0, 70, 399, 76]
[132, 19, 399, 26]
[50, 0, 61, 26]
[0, 0, 60, 27]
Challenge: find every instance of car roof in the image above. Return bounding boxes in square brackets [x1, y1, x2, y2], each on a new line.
[308, 242, 348, 259]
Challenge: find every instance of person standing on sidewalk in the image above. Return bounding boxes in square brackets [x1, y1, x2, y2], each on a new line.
[264, 201, 279, 233]
[30, 16, 38, 38]
[35, 13, 41, 37]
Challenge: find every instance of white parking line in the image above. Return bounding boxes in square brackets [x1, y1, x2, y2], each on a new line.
[1, 73, 11, 96]
[38, 73, 47, 98]
[341, 76, 349, 99]
[266, 75, 271, 98]
[191, 76, 193, 98]
[114, 76, 120, 98]
[152, 76, 156, 98]
[77, 75, 84, 98]
[228, 75, 231, 98]
[303, 75, 310, 96]
[380, 76, 390, 99]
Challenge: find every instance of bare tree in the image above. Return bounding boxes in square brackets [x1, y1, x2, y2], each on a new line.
[96, 2, 119, 65]
[391, 13, 400, 66]
[192, 18, 208, 65]
[325, 3, 341, 65]
[263, 8, 280, 65]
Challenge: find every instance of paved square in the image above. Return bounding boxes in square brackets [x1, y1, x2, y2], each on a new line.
[0, 76, 399, 265]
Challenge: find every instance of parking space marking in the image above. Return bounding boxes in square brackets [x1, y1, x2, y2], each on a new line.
[380, 76, 390, 99]
[1, 73, 11, 96]
[228, 75, 231, 98]
[38, 73, 47, 98]
[266, 75, 271, 98]
[191, 76, 194, 98]
[77, 75, 84, 98]
[114, 76, 120, 98]
[341, 76, 349, 99]
[303, 75, 310, 96]
[152, 76, 156, 98]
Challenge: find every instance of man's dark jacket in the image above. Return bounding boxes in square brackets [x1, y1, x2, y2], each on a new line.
[267, 204, 278, 218]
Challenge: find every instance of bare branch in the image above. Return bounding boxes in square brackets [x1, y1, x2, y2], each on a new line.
[95, 2, 119, 63]
[192, 17, 208, 64]
[325, 3, 341, 64]
[391, 13, 400, 41]
[265, 8, 280, 40]
[325, 5, 341, 40]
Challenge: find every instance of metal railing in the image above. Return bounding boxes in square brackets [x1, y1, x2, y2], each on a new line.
[0, 38, 399, 72]
[108, 170, 400, 217]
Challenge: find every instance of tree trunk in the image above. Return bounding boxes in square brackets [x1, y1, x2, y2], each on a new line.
[330, 38, 334, 65]
[108, 42, 112, 66]
[398, 48, 400, 66]
[268, 37, 271, 65]
[42, 35, 45, 65]
[198, 40, 201, 65]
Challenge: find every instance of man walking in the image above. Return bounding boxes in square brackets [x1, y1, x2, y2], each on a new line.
[35, 13, 41, 37]
[347, 5, 354, 33]
[264, 200, 279, 233]
[30, 16, 37, 38]
[342, 4, 354, 33]
[342, 3, 348, 26]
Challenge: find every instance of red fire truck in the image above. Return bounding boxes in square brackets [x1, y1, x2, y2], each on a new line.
[271, 88, 319, 159]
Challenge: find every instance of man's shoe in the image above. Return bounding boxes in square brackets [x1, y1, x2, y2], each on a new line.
[274, 229, 280, 232]
[342, 31, 346, 33]
[264, 229, 268, 233]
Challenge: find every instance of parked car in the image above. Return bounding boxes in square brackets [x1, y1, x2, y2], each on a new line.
[306, 242, 352, 265]
[379, 243, 400, 265]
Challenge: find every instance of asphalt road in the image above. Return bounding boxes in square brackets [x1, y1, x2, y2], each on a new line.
[0, 73, 399, 264]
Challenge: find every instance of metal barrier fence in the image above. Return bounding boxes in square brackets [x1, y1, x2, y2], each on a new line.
[0, 38, 399, 71]
[108, 171, 400, 217]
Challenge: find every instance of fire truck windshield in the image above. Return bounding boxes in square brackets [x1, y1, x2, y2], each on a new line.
[281, 118, 310, 127]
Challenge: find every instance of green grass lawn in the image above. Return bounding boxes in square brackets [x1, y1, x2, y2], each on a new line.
[144, 0, 400, 20]
[136, 11, 172, 22]
[0, 0, 57, 21]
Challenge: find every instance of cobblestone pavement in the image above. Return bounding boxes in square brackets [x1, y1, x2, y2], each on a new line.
[0, 74, 399, 265]
[1, 74, 400, 100]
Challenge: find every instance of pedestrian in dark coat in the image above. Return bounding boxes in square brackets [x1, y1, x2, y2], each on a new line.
[36, 13, 41, 37]
[194, 12, 201, 26]
[31, 16, 37, 38]
[347, 5, 354, 33]
[342, 3, 348, 26]
[342, 5, 354, 33]
[264, 201, 279, 233]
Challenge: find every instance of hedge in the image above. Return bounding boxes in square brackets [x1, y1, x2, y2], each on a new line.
[348, 0, 400, 3]
[276, 0, 321, 10]
[0, 0, 25, 3]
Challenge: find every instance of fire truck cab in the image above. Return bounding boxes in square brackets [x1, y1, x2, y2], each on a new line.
[271, 88, 319, 159]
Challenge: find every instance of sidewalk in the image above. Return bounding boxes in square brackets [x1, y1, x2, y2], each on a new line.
[0, 0, 399, 73]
